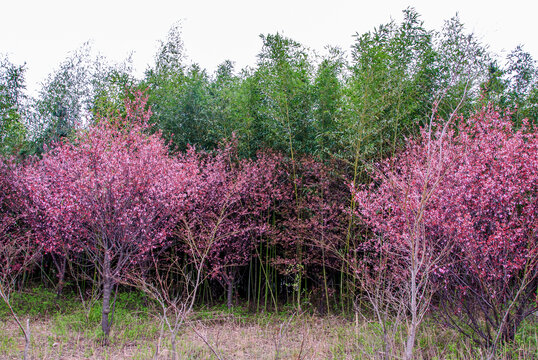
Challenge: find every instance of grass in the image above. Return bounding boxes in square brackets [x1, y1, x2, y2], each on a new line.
[0, 287, 537, 359]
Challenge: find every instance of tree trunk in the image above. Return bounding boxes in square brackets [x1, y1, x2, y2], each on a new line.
[101, 252, 112, 339]
[404, 271, 418, 360]
[171, 333, 177, 360]
[23, 318, 31, 360]
[227, 279, 233, 310]
[53, 254, 67, 297]
[405, 320, 418, 360]
[226, 270, 236, 310]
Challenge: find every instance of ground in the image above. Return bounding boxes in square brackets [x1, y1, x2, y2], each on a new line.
[0, 288, 537, 359]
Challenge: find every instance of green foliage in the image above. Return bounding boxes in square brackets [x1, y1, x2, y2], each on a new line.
[0, 55, 27, 156]
[434, 14, 490, 119]
[146, 63, 214, 151]
[143, 25, 218, 152]
[144, 23, 217, 152]
[137, 9, 506, 166]
[90, 58, 136, 120]
[344, 8, 438, 160]
[481, 60, 508, 105]
[312, 47, 346, 158]
[154, 22, 185, 74]
[479, 46, 538, 127]
[252, 33, 315, 155]
[25, 43, 134, 156]
[207, 61, 254, 157]
[504, 46, 538, 123]
[30, 44, 93, 153]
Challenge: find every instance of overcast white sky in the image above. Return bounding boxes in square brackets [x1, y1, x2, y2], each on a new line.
[1, 0, 537, 95]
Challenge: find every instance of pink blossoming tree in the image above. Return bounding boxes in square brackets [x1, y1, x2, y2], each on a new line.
[0, 159, 40, 359]
[21, 92, 190, 339]
[353, 117, 458, 360]
[353, 106, 538, 358]
[435, 108, 538, 356]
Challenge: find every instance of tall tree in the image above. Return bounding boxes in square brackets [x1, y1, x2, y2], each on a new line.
[253, 33, 316, 309]
[345, 8, 437, 161]
[0, 56, 27, 156]
[312, 47, 346, 158]
[504, 46, 538, 123]
[27, 43, 134, 156]
[353, 107, 538, 358]
[433, 14, 490, 119]
[21, 92, 188, 339]
[207, 61, 254, 156]
[253, 33, 314, 155]
[144, 23, 216, 151]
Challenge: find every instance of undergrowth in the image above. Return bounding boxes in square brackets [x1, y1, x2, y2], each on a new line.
[0, 286, 536, 359]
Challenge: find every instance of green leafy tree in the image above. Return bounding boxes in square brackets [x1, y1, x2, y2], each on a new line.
[27, 43, 133, 155]
[433, 14, 490, 119]
[253, 33, 315, 155]
[504, 46, 538, 123]
[90, 55, 136, 119]
[479, 46, 537, 125]
[312, 47, 346, 158]
[144, 24, 216, 151]
[33, 44, 93, 144]
[345, 8, 437, 162]
[146, 63, 213, 152]
[340, 9, 444, 309]
[208, 61, 254, 156]
[251, 33, 316, 310]
[0, 56, 27, 156]
[481, 61, 508, 105]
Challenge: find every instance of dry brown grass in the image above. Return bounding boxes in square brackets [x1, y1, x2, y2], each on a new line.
[0, 314, 355, 359]
[0, 310, 536, 359]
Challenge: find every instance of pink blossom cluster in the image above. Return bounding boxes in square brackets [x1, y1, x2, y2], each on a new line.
[18, 91, 190, 268]
[10, 92, 285, 287]
[354, 106, 538, 301]
[0, 160, 37, 278]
